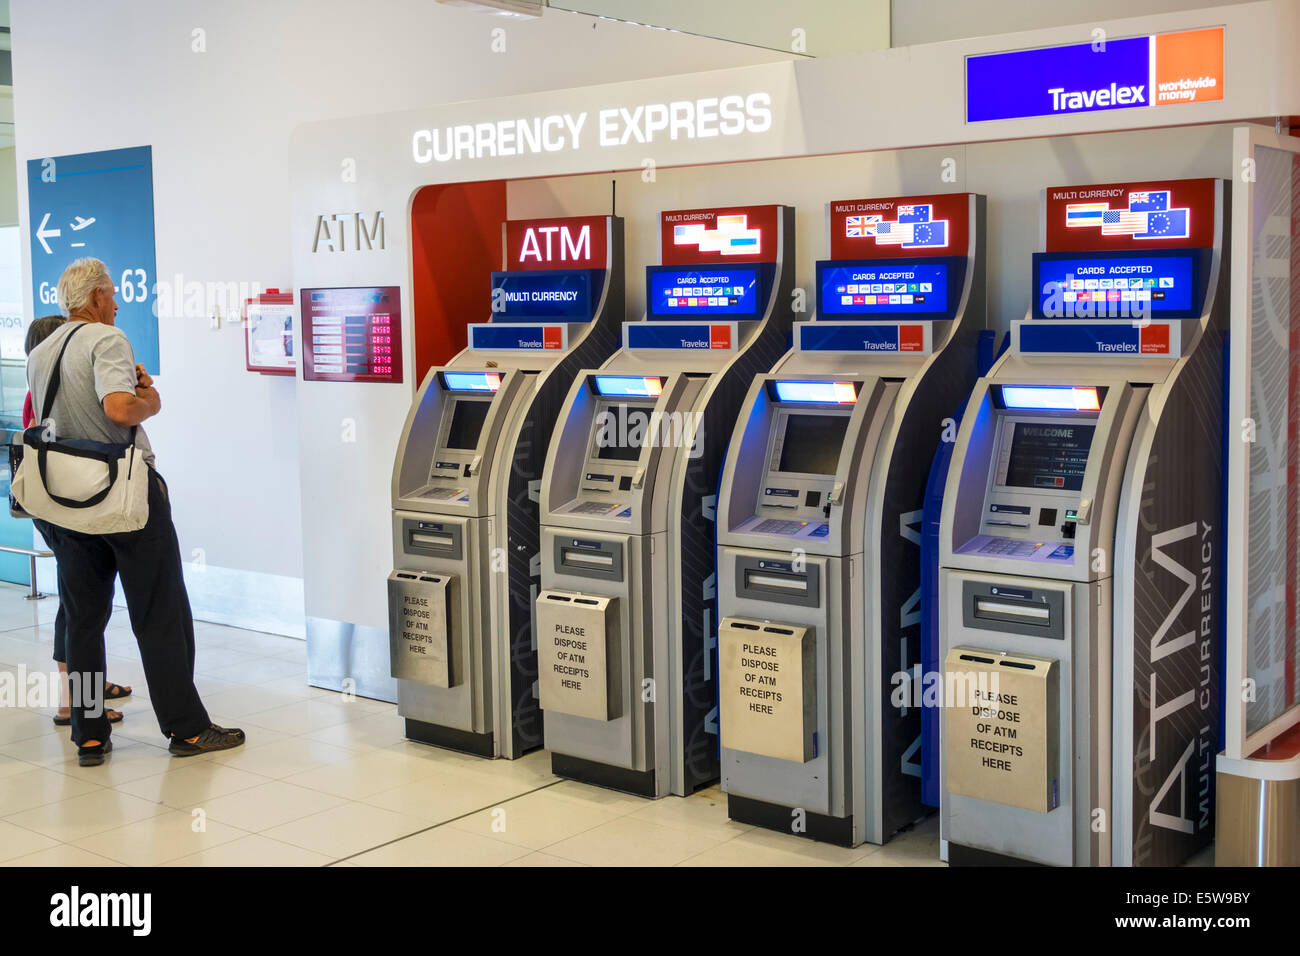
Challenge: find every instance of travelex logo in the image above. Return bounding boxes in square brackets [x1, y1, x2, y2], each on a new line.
[966, 28, 1223, 123]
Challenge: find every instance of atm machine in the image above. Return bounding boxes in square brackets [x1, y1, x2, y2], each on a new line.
[715, 194, 987, 846]
[389, 215, 624, 758]
[939, 179, 1227, 866]
[536, 205, 795, 797]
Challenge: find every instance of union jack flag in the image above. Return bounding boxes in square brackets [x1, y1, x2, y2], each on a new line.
[845, 215, 880, 238]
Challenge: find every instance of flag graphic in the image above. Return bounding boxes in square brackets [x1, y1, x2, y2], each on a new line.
[1065, 202, 1109, 227]
[1063, 191, 1190, 240]
[674, 214, 762, 255]
[1101, 209, 1150, 236]
[845, 207, 949, 248]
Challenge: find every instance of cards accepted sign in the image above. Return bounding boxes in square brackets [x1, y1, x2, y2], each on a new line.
[966, 27, 1224, 123]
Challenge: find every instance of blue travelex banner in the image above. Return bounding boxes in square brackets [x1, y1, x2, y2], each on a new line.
[798, 322, 925, 353]
[966, 36, 1151, 123]
[1017, 320, 1176, 356]
[469, 323, 566, 351]
[26, 145, 159, 371]
[625, 321, 735, 351]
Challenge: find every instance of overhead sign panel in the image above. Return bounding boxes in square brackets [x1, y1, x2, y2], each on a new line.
[828, 193, 971, 260]
[26, 146, 160, 371]
[660, 205, 779, 266]
[966, 28, 1224, 123]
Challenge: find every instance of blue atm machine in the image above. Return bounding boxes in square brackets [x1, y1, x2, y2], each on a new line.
[536, 204, 795, 797]
[389, 215, 624, 759]
[939, 178, 1227, 866]
[715, 194, 987, 845]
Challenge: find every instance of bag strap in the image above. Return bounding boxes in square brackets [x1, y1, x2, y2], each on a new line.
[38, 323, 89, 425]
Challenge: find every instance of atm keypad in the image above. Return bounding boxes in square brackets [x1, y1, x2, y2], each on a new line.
[974, 538, 1046, 557]
[570, 500, 626, 516]
[753, 519, 807, 536]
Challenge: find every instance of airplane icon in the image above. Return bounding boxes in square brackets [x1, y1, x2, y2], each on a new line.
[70, 216, 96, 231]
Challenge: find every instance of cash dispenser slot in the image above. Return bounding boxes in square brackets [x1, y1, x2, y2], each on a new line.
[962, 580, 1064, 640]
[535, 590, 623, 722]
[555, 538, 624, 582]
[734, 556, 819, 609]
[387, 570, 459, 688]
[718, 616, 816, 762]
[402, 518, 464, 560]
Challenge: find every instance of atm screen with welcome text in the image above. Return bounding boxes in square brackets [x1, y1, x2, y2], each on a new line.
[1004, 422, 1096, 491]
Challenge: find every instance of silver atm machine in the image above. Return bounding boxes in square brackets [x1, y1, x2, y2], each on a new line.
[536, 204, 795, 797]
[389, 215, 624, 758]
[940, 178, 1227, 866]
[716, 193, 986, 845]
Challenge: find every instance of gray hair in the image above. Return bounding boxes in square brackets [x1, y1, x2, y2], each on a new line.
[57, 257, 113, 316]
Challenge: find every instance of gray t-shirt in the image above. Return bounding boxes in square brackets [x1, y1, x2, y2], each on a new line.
[26, 320, 155, 467]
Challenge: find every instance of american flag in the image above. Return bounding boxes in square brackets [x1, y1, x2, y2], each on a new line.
[1101, 209, 1150, 236]
[872, 220, 913, 245]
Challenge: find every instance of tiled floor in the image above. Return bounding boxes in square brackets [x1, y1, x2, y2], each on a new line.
[0, 580, 944, 866]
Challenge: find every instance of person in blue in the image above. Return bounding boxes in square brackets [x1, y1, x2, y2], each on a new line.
[27, 258, 245, 766]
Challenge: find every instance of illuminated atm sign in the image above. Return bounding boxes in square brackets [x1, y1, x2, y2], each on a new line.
[966, 27, 1224, 123]
[505, 215, 609, 270]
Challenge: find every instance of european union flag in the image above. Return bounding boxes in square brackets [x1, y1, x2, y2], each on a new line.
[907, 221, 948, 247]
[1136, 208, 1189, 239]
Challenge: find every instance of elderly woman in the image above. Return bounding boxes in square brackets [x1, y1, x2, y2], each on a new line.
[27, 257, 245, 765]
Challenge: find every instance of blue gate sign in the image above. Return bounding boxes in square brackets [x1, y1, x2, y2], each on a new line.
[26, 146, 160, 372]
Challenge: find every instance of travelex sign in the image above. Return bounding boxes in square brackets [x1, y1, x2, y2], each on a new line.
[966, 28, 1223, 123]
[412, 92, 772, 163]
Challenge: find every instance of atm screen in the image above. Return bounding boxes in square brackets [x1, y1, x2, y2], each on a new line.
[594, 403, 651, 461]
[447, 400, 490, 450]
[818, 261, 949, 317]
[778, 414, 849, 475]
[1003, 422, 1096, 491]
[1033, 251, 1197, 319]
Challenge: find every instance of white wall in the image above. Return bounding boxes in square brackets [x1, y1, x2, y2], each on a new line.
[893, 0, 1259, 46]
[9, 0, 787, 635]
[554, 0, 889, 56]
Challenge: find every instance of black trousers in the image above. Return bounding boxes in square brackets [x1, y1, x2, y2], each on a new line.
[35, 469, 209, 746]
